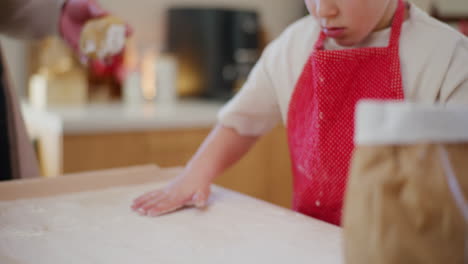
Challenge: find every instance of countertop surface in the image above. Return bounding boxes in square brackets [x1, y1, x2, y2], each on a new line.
[22, 100, 224, 134]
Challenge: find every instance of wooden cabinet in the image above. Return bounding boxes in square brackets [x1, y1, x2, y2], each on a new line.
[63, 126, 293, 208]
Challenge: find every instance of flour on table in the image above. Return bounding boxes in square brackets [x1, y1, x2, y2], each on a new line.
[0, 182, 342, 264]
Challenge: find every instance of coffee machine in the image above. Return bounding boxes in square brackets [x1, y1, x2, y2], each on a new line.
[166, 7, 260, 101]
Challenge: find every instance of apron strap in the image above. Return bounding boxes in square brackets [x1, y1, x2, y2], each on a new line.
[388, 0, 406, 48]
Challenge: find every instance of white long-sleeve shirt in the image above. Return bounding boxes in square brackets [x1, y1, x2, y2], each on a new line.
[218, 4, 468, 136]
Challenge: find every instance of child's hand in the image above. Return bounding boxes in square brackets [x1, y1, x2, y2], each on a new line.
[131, 171, 211, 217]
[131, 125, 256, 217]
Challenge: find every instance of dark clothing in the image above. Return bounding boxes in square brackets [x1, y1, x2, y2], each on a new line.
[0, 59, 12, 180]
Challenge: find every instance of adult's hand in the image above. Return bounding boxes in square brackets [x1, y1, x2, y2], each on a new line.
[59, 0, 108, 54]
[59, 0, 131, 81]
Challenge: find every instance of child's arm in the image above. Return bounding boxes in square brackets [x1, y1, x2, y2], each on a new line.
[131, 124, 259, 217]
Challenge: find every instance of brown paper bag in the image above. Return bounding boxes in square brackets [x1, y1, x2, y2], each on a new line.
[343, 101, 468, 264]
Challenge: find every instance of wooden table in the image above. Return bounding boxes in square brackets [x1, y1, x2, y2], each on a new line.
[0, 165, 342, 264]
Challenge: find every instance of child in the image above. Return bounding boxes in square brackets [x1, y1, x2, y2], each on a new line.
[132, 0, 468, 225]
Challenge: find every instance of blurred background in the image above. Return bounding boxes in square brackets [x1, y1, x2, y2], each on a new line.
[3, 0, 307, 102]
[1, 0, 467, 208]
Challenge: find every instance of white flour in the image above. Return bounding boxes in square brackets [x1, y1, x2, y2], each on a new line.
[0, 182, 342, 264]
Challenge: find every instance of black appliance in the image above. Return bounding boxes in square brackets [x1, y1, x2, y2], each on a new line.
[166, 7, 260, 100]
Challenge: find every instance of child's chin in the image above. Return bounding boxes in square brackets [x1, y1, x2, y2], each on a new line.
[334, 38, 357, 47]
[334, 34, 367, 48]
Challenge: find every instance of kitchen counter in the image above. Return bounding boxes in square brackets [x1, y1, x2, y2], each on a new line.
[23, 100, 224, 135]
[21, 100, 223, 177]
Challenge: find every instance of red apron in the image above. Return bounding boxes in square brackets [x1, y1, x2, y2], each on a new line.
[287, 0, 406, 226]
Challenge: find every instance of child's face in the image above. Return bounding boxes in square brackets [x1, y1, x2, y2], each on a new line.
[305, 0, 398, 46]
